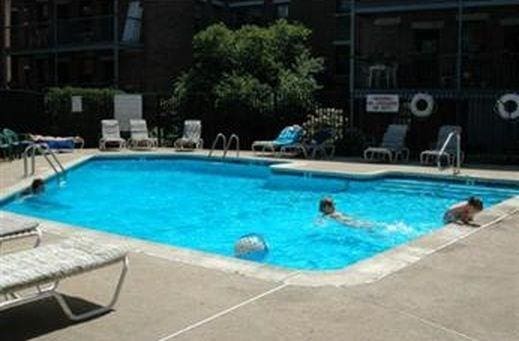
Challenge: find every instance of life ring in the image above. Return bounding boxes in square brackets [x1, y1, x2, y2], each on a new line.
[410, 93, 434, 118]
[496, 93, 519, 120]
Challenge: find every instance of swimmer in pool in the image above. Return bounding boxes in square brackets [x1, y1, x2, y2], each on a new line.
[22, 178, 45, 196]
[443, 197, 483, 227]
[318, 197, 371, 228]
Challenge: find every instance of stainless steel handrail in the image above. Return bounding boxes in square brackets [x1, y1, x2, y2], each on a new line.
[23, 144, 66, 178]
[437, 131, 461, 175]
[223, 134, 240, 158]
[208, 133, 227, 157]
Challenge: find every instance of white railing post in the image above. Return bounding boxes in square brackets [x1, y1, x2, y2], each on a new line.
[437, 131, 462, 175]
[209, 133, 227, 158]
[223, 134, 240, 158]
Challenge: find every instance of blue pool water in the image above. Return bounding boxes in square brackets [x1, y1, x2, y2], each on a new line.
[2, 157, 518, 270]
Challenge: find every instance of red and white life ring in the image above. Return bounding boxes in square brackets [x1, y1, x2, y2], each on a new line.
[410, 93, 434, 118]
[496, 93, 519, 120]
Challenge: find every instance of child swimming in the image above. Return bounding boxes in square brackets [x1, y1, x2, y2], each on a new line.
[22, 178, 45, 196]
[443, 197, 483, 226]
[318, 197, 371, 228]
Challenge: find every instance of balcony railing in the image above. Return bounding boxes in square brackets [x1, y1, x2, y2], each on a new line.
[5, 14, 141, 53]
[354, 52, 519, 89]
[57, 16, 114, 46]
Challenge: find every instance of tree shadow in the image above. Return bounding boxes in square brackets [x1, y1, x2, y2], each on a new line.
[0, 295, 111, 340]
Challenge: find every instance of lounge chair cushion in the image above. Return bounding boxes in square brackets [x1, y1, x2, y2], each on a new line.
[0, 236, 128, 294]
[273, 125, 303, 146]
[0, 215, 39, 237]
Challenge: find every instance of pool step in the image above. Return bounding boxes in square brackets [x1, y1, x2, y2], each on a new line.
[373, 180, 519, 201]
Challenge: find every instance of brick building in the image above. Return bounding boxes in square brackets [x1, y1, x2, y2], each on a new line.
[2, 0, 518, 157]
[291, 0, 519, 157]
[0, 0, 193, 92]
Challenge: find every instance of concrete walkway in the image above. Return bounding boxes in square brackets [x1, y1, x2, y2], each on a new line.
[1, 150, 518, 340]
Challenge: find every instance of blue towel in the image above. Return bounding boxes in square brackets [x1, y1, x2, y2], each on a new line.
[273, 125, 303, 146]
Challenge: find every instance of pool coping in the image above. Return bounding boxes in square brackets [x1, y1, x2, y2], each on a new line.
[1, 151, 519, 287]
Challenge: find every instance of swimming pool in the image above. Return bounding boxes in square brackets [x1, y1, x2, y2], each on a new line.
[2, 156, 519, 270]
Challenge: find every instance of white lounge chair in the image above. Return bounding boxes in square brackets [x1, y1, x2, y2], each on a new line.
[0, 236, 129, 321]
[0, 215, 41, 252]
[128, 119, 157, 150]
[174, 120, 203, 150]
[363, 124, 409, 163]
[420, 125, 463, 166]
[99, 120, 126, 151]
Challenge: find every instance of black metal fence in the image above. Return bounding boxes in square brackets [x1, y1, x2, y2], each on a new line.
[352, 91, 519, 164]
[2, 88, 517, 164]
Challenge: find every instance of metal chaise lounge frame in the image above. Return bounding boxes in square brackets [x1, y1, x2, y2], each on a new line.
[174, 120, 203, 150]
[420, 125, 464, 166]
[252, 125, 304, 157]
[128, 119, 158, 150]
[364, 124, 409, 163]
[281, 128, 337, 160]
[0, 236, 129, 321]
[99, 119, 126, 151]
[0, 215, 42, 252]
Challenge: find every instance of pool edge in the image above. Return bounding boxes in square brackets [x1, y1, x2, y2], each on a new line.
[1, 151, 519, 287]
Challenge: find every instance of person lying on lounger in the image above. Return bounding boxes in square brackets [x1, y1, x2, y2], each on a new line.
[443, 197, 483, 227]
[318, 197, 372, 228]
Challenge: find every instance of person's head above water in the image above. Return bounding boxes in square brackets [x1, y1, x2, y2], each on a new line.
[467, 197, 483, 211]
[319, 197, 336, 215]
[31, 178, 45, 194]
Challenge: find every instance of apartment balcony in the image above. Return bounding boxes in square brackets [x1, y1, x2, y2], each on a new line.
[354, 52, 519, 91]
[355, 0, 519, 14]
[5, 14, 142, 55]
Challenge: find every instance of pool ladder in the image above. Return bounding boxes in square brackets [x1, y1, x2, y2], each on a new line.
[23, 144, 66, 179]
[437, 131, 462, 176]
[209, 133, 240, 158]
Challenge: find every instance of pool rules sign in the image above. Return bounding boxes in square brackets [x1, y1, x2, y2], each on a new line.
[366, 94, 400, 113]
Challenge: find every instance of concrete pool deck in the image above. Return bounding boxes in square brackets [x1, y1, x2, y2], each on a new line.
[1, 149, 518, 340]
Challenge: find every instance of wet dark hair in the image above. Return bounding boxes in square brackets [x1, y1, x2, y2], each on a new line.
[31, 178, 44, 193]
[319, 197, 335, 213]
[468, 197, 483, 211]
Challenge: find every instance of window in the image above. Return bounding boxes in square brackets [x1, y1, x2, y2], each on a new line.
[277, 4, 289, 19]
[336, 16, 350, 41]
[57, 60, 70, 84]
[504, 25, 519, 53]
[336, 0, 350, 13]
[414, 29, 439, 54]
[335, 45, 350, 75]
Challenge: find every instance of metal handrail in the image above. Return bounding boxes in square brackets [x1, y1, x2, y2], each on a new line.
[208, 133, 227, 158]
[437, 131, 461, 175]
[23, 144, 66, 178]
[223, 134, 240, 158]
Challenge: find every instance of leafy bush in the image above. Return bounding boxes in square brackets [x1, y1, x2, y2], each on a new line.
[302, 108, 345, 142]
[171, 20, 324, 143]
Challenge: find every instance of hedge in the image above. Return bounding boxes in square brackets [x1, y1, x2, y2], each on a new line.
[46, 87, 122, 147]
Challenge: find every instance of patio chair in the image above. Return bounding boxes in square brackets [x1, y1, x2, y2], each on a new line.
[363, 124, 409, 163]
[304, 128, 337, 159]
[420, 125, 463, 166]
[0, 215, 41, 252]
[0, 131, 12, 160]
[128, 119, 157, 150]
[252, 125, 304, 157]
[174, 120, 203, 150]
[2, 128, 33, 158]
[99, 120, 126, 151]
[0, 236, 129, 321]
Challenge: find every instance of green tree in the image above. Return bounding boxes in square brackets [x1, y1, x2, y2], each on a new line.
[172, 20, 324, 124]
